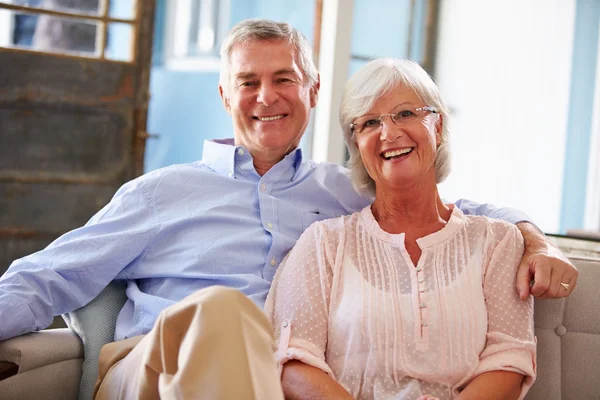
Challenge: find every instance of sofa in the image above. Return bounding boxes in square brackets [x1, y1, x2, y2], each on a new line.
[1, 255, 599, 399]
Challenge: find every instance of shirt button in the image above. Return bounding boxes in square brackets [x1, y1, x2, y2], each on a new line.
[270, 258, 277, 266]
[282, 322, 288, 328]
[416, 267, 423, 272]
[420, 303, 427, 308]
[261, 183, 267, 192]
[419, 288, 425, 293]
[422, 321, 428, 327]
[237, 149, 245, 156]
[228, 171, 233, 177]
[418, 278, 424, 283]
[267, 222, 273, 229]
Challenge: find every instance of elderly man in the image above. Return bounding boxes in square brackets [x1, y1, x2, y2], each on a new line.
[0, 18, 577, 399]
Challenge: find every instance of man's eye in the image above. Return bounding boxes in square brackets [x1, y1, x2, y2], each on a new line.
[396, 110, 416, 119]
[239, 81, 257, 87]
[277, 78, 292, 83]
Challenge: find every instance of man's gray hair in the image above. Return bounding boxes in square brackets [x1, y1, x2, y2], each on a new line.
[339, 58, 452, 197]
[219, 18, 318, 92]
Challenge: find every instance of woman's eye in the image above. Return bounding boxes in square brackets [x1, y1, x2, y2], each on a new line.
[397, 110, 415, 119]
[362, 119, 379, 128]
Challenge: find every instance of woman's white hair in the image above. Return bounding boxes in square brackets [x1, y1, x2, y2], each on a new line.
[339, 58, 452, 197]
[219, 19, 318, 92]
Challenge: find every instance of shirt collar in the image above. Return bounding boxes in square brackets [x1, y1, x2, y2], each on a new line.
[202, 138, 304, 180]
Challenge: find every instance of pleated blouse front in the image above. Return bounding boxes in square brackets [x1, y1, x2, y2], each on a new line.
[265, 206, 536, 400]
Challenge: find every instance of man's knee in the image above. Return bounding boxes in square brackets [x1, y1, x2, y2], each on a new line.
[171, 286, 258, 318]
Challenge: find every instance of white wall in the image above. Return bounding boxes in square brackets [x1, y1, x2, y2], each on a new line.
[584, 28, 600, 231]
[435, 0, 576, 233]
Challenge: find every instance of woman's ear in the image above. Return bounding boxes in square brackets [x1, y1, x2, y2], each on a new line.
[435, 113, 444, 147]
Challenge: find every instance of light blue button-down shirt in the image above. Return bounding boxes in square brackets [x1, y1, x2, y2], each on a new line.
[0, 139, 532, 341]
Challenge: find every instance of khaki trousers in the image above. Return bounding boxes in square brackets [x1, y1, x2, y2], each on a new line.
[94, 286, 284, 400]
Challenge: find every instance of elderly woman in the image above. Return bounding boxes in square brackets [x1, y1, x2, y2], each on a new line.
[264, 59, 536, 400]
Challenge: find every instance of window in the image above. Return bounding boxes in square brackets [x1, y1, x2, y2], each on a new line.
[0, 0, 138, 62]
[164, 0, 230, 71]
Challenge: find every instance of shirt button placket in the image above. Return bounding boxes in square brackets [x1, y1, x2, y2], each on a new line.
[416, 266, 428, 336]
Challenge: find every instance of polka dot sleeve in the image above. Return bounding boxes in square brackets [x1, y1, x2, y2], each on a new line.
[470, 223, 536, 399]
[264, 222, 339, 378]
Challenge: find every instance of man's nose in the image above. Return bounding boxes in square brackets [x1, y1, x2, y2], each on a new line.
[256, 83, 278, 106]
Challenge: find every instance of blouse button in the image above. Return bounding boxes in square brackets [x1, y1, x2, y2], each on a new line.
[422, 321, 428, 327]
[420, 303, 427, 308]
[282, 322, 288, 328]
[418, 278, 424, 283]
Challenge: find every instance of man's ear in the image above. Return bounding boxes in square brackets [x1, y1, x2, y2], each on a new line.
[310, 74, 321, 108]
[219, 84, 231, 114]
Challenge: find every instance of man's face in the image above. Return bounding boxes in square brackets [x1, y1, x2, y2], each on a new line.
[219, 40, 319, 160]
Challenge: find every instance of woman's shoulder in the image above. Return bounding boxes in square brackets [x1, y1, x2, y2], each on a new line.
[460, 211, 523, 244]
[302, 210, 362, 241]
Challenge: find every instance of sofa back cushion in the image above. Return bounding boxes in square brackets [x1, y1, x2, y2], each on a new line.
[527, 257, 600, 399]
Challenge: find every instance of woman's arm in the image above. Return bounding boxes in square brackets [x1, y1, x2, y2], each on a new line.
[457, 371, 524, 400]
[264, 223, 347, 400]
[460, 223, 536, 399]
[282, 361, 353, 400]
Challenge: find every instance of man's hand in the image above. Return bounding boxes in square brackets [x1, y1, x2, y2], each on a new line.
[516, 222, 578, 300]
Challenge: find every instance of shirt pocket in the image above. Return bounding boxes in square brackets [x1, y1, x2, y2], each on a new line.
[301, 210, 325, 231]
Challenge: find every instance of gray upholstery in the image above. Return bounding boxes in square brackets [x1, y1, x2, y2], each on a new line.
[0, 257, 599, 399]
[526, 256, 600, 399]
[63, 280, 128, 400]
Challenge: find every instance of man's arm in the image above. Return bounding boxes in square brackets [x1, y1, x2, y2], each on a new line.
[454, 199, 578, 299]
[0, 178, 156, 341]
[515, 222, 577, 299]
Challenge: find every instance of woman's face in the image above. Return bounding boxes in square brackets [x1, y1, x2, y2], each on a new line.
[353, 84, 441, 192]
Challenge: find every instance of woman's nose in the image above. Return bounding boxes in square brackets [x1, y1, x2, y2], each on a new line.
[380, 118, 404, 141]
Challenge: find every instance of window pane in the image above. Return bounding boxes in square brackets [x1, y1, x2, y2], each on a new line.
[104, 21, 133, 61]
[0, 0, 102, 16]
[0, 8, 99, 56]
[109, 0, 136, 20]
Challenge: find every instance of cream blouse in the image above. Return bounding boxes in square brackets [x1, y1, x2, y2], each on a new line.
[265, 206, 536, 400]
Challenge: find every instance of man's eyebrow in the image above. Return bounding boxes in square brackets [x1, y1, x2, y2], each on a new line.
[234, 72, 257, 81]
[273, 68, 298, 76]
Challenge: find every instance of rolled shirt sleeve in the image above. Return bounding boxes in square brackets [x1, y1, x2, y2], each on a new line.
[462, 223, 536, 399]
[264, 223, 337, 378]
[0, 178, 158, 341]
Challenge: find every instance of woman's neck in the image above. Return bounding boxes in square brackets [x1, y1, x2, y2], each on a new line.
[371, 180, 451, 235]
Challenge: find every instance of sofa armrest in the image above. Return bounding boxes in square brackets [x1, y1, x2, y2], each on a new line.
[0, 328, 83, 378]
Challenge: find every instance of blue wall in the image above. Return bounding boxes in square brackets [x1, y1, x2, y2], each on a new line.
[144, 0, 315, 172]
[559, 0, 600, 232]
[348, 0, 429, 76]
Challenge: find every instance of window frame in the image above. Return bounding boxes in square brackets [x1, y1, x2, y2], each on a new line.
[163, 0, 230, 72]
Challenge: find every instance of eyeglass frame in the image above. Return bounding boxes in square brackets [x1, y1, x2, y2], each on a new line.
[349, 106, 439, 135]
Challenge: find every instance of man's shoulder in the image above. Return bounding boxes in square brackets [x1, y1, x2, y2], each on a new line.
[302, 160, 351, 175]
[132, 161, 215, 186]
